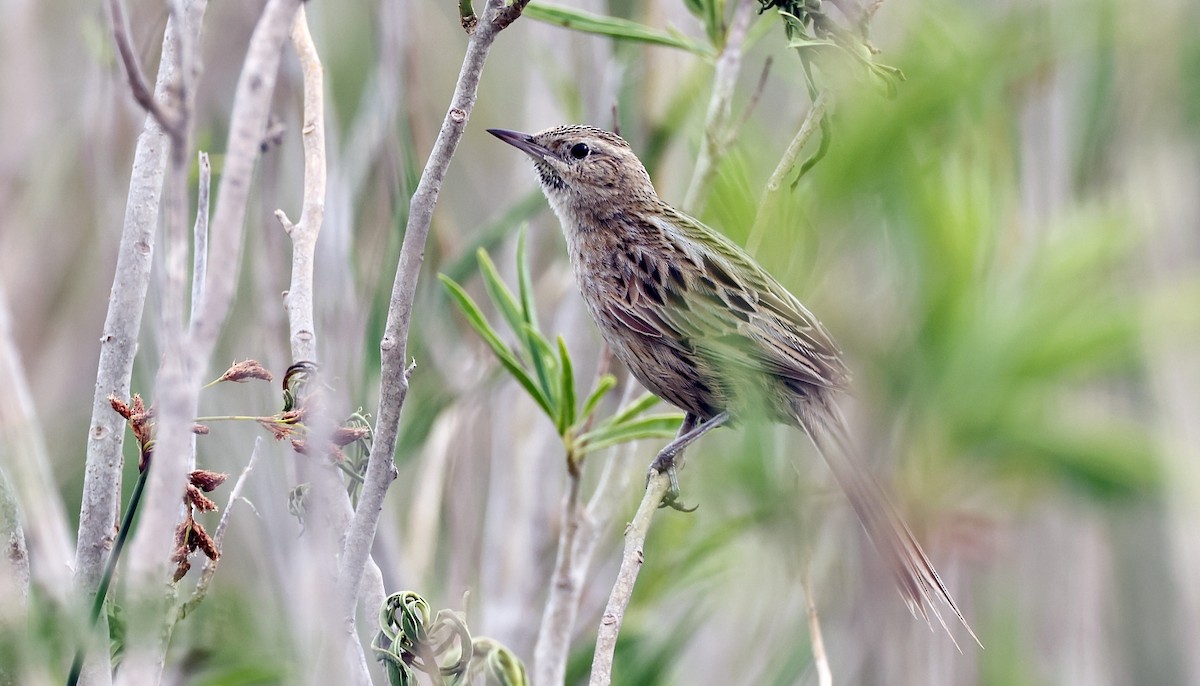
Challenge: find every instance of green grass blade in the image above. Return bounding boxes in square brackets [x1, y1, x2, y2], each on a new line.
[524, 2, 715, 57]
[439, 275, 554, 418]
[579, 374, 617, 424]
[609, 391, 662, 427]
[520, 322, 559, 406]
[477, 248, 525, 339]
[577, 413, 684, 453]
[557, 336, 576, 432]
[515, 227, 555, 402]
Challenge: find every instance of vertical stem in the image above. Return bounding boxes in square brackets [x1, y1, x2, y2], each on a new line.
[338, 0, 528, 617]
[682, 0, 755, 215]
[746, 92, 829, 255]
[587, 471, 671, 686]
[533, 456, 585, 686]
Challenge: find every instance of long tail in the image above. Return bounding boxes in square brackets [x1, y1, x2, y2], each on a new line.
[793, 398, 979, 648]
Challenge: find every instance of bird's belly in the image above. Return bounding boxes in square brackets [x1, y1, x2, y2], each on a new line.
[583, 298, 726, 420]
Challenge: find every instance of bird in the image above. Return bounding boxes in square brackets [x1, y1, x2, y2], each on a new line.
[488, 124, 975, 642]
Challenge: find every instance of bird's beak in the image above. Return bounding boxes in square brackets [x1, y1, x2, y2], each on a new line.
[487, 128, 552, 161]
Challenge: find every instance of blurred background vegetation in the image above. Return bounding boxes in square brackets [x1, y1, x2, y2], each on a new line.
[2, 0, 1200, 683]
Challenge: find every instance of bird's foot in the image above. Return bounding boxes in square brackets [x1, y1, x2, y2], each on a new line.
[647, 453, 697, 512]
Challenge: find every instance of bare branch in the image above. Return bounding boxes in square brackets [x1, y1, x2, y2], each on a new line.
[0, 282, 73, 599]
[534, 464, 585, 686]
[114, 1, 302, 683]
[190, 151, 210, 324]
[588, 470, 672, 686]
[682, 0, 756, 214]
[76, 2, 209, 682]
[106, 0, 179, 137]
[277, 3, 327, 364]
[535, 379, 636, 686]
[746, 91, 829, 254]
[802, 572, 833, 686]
[338, 0, 529, 615]
[181, 438, 262, 617]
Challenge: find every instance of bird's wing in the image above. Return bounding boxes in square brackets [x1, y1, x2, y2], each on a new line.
[634, 211, 850, 392]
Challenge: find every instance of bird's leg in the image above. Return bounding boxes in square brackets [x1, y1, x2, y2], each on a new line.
[648, 412, 730, 511]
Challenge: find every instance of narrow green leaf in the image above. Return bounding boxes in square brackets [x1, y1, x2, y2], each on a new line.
[556, 336, 576, 432]
[609, 391, 662, 427]
[477, 249, 525, 339]
[515, 227, 555, 401]
[704, 0, 722, 46]
[521, 322, 559, 406]
[439, 275, 554, 417]
[579, 374, 617, 424]
[577, 414, 684, 454]
[523, 2, 715, 57]
[516, 225, 537, 328]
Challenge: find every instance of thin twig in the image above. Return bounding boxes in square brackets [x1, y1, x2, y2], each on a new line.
[106, 0, 179, 137]
[276, 11, 378, 683]
[682, 0, 756, 214]
[746, 91, 830, 254]
[730, 57, 773, 141]
[190, 151, 210, 324]
[588, 470, 671, 686]
[0, 282, 73, 599]
[276, 3, 326, 364]
[76, 3, 209, 684]
[338, 0, 529, 615]
[75, 3, 206, 656]
[534, 372, 631, 686]
[113, 2, 301, 684]
[534, 459, 585, 686]
[180, 438, 262, 618]
[801, 571, 832, 686]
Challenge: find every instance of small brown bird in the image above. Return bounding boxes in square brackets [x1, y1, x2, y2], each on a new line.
[489, 124, 974, 641]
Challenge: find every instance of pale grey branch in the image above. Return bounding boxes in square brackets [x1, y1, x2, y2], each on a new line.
[114, 1, 301, 683]
[278, 4, 327, 364]
[588, 470, 671, 686]
[190, 151, 211, 323]
[535, 380, 637, 686]
[682, 0, 756, 214]
[0, 281, 73, 599]
[76, 3, 209, 683]
[745, 91, 829, 254]
[338, 0, 529, 616]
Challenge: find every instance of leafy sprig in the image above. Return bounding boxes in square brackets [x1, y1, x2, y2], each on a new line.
[439, 227, 683, 470]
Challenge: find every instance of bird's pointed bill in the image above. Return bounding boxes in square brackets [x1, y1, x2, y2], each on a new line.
[487, 128, 552, 161]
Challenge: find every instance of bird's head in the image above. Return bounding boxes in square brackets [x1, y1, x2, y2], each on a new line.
[488, 125, 657, 212]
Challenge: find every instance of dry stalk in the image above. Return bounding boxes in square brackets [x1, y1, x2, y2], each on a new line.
[338, 0, 529, 617]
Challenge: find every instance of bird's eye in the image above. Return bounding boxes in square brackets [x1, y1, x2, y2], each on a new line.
[569, 142, 591, 160]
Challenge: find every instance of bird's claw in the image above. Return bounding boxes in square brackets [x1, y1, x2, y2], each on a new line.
[648, 460, 697, 512]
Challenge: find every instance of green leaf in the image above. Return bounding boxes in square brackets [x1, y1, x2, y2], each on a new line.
[579, 374, 617, 424]
[516, 227, 555, 403]
[516, 226, 538, 329]
[439, 275, 554, 417]
[577, 413, 684, 454]
[556, 336, 576, 432]
[524, 2, 715, 57]
[609, 392, 662, 427]
[477, 248, 525, 339]
[520, 322, 559, 410]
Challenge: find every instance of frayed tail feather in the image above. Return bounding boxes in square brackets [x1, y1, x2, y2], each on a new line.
[793, 399, 981, 650]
